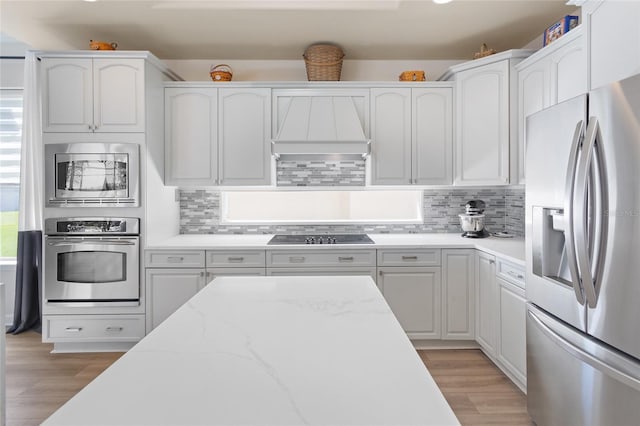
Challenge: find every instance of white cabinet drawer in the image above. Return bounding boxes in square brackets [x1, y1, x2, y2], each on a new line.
[377, 249, 441, 267]
[267, 250, 376, 267]
[44, 315, 145, 343]
[496, 259, 525, 289]
[267, 267, 376, 279]
[206, 250, 266, 268]
[145, 250, 205, 268]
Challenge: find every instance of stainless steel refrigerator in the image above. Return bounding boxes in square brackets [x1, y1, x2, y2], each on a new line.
[526, 72, 640, 426]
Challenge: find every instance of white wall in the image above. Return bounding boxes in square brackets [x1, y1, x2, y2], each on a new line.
[163, 59, 465, 82]
[0, 264, 15, 328]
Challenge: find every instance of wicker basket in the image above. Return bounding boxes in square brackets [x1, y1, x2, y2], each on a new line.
[399, 70, 426, 81]
[303, 44, 344, 81]
[210, 64, 233, 81]
[473, 44, 497, 59]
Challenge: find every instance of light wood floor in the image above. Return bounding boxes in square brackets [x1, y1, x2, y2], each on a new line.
[5, 331, 531, 425]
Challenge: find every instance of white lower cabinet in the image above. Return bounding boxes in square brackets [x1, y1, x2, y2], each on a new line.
[475, 251, 497, 356]
[497, 276, 527, 389]
[441, 249, 475, 340]
[42, 314, 145, 343]
[145, 268, 206, 331]
[377, 267, 441, 339]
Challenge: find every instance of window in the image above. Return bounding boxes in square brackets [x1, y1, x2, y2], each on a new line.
[0, 89, 22, 258]
[221, 190, 423, 224]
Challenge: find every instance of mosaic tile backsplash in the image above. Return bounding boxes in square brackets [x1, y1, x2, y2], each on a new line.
[277, 160, 366, 186]
[180, 186, 525, 236]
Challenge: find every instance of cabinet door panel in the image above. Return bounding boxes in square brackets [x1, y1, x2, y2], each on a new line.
[551, 44, 586, 104]
[165, 88, 218, 185]
[589, 0, 640, 90]
[145, 269, 205, 331]
[370, 89, 412, 185]
[497, 277, 527, 386]
[41, 58, 93, 132]
[456, 60, 510, 185]
[517, 63, 548, 184]
[93, 59, 145, 132]
[442, 249, 475, 340]
[219, 88, 271, 185]
[378, 267, 441, 339]
[476, 252, 497, 355]
[413, 88, 453, 184]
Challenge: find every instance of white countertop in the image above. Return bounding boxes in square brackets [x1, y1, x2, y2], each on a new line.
[149, 233, 525, 265]
[44, 276, 460, 426]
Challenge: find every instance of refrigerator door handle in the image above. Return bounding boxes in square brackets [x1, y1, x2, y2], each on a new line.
[528, 307, 640, 392]
[575, 118, 600, 308]
[563, 120, 586, 305]
[589, 119, 608, 308]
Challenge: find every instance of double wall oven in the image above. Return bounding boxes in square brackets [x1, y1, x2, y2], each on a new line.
[45, 218, 140, 307]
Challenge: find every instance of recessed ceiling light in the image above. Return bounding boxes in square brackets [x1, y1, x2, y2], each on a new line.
[83, 0, 98, 2]
[433, 0, 452, 4]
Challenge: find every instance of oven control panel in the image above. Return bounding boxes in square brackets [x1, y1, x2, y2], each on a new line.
[45, 217, 140, 236]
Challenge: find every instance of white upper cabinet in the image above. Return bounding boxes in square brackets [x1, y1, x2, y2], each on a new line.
[455, 60, 510, 185]
[42, 57, 145, 133]
[584, 0, 640, 90]
[165, 88, 218, 186]
[370, 86, 453, 185]
[516, 27, 586, 184]
[164, 86, 271, 186]
[370, 88, 412, 185]
[413, 88, 453, 185]
[218, 88, 271, 186]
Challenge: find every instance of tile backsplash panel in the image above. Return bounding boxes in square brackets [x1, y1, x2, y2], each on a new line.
[277, 160, 366, 186]
[180, 186, 525, 236]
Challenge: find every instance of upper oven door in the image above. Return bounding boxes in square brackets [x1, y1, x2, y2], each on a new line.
[45, 236, 140, 305]
[45, 142, 139, 207]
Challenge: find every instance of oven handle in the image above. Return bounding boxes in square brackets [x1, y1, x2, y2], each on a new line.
[47, 239, 137, 246]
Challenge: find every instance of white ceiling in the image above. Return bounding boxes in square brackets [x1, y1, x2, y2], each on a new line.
[0, 0, 577, 60]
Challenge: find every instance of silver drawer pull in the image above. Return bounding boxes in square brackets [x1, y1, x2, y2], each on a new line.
[402, 256, 418, 261]
[227, 256, 245, 262]
[507, 270, 525, 280]
[167, 256, 184, 263]
[106, 326, 124, 332]
[65, 327, 83, 333]
[338, 256, 354, 262]
[289, 256, 306, 263]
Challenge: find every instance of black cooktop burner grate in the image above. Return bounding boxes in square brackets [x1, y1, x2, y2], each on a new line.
[267, 234, 374, 245]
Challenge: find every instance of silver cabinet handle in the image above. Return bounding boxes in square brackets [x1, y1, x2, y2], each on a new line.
[338, 256, 354, 262]
[379, 270, 384, 276]
[200, 271, 206, 277]
[288, 256, 305, 263]
[507, 270, 524, 280]
[167, 256, 184, 263]
[65, 327, 83, 333]
[227, 256, 245, 263]
[88, 124, 93, 131]
[402, 256, 418, 261]
[489, 259, 495, 265]
[105, 326, 123, 332]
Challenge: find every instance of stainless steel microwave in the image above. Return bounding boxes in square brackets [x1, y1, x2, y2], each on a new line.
[45, 143, 139, 206]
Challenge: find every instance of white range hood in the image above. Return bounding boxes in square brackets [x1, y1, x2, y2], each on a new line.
[271, 96, 370, 160]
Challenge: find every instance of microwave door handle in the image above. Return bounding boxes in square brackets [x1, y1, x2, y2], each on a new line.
[564, 120, 586, 305]
[575, 118, 599, 308]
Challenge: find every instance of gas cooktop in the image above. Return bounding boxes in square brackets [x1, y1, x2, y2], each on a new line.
[267, 234, 375, 245]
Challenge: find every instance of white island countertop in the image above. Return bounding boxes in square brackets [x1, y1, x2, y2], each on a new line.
[44, 276, 460, 426]
[149, 233, 525, 265]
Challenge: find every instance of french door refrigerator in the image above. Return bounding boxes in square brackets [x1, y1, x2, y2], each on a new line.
[525, 72, 640, 426]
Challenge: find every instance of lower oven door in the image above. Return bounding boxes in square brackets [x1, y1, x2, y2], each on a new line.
[45, 236, 139, 305]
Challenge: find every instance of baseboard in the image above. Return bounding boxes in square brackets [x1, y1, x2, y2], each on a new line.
[50, 341, 135, 353]
[411, 339, 480, 350]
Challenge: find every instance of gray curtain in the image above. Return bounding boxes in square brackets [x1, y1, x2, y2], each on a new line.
[7, 51, 43, 335]
[8, 231, 42, 333]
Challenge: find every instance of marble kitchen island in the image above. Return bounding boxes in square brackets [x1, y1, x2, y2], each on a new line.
[43, 276, 459, 426]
